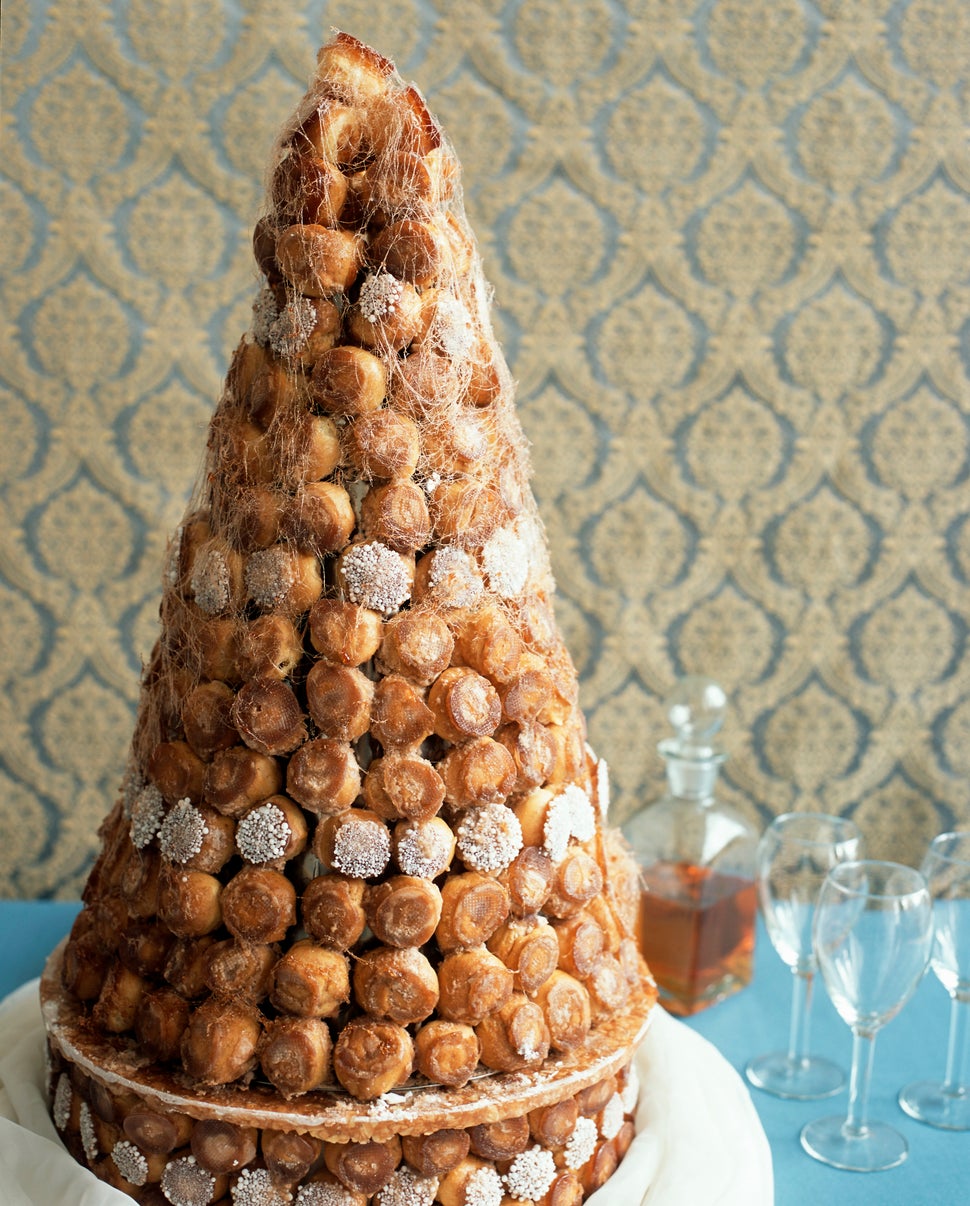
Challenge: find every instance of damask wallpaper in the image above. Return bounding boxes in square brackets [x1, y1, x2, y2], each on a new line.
[2, 0, 969, 898]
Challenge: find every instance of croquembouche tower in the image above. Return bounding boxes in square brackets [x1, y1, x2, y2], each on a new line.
[41, 33, 656, 1206]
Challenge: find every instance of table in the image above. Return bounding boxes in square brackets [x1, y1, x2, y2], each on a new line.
[2, 902, 967, 1204]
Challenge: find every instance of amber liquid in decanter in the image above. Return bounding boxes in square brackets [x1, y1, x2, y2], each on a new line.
[623, 677, 759, 1017]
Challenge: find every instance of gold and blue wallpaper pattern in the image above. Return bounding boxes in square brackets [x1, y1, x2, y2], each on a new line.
[2, 0, 969, 896]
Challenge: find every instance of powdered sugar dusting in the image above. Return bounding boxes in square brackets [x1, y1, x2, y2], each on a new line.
[561, 784, 596, 843]
[246, 546, 295, 610]
[161, 1155, 218, 1206]
[503, 1146, 556, 1201]
[481, 525, 530, 599]
[52, 1073, 71, 1130]
[252, 286, 278, 346]
[542, 792, 573, 863]
[395, 821, 453, 879]
[375, 1164, 439, 1206]
[112, 1139, 149, 1187]
[231, 1167, 291, 1205]
[79, 1101, 97, 1162]
[332, 817, 391, 879]
[159, 799, 208, 864]
[464, 1166, 503, 1206]
[341, 542, 411, 615]
[359, 271, 404, 323]
[563, 1115, 597, 1170]
[427, 546, 483, 609]
[599, 1091, 625, 1140]
[456, 804, 522, 874]
[130, 783, 165, 849]
[237, 802, 291, 864]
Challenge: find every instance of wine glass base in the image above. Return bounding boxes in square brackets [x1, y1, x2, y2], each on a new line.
[800, 1115, 909, 1172]
[745, 1051, 844, 1100]
[898, 1081, 970, 1131]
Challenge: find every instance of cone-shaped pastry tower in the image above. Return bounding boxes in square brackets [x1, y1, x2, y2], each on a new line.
[42, 34, 655, 1204]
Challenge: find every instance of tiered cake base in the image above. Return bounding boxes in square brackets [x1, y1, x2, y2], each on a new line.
[42, 943, 655, 1204]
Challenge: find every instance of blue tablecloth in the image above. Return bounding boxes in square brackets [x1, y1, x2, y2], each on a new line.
[2, 902, 967, 1204]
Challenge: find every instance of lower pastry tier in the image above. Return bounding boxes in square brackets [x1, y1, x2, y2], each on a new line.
[41, 942, 655, 1204]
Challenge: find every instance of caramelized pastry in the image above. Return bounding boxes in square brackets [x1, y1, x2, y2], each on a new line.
[500, 845, 553, 917]
[270, 939, 350, 1018]
[159, 801, 235, 874]
[306, 660, 374, 740]
[344, 408, 421, 481]
[302, 874, 367, 949]
[203, 745, 282, 817]
[181, 997, 262, 1085]
[308, 597, 383, 666]
[365, 875, 443, 947]
[92, 963, 147, 1034]
[363, 753, 445, 822]
[584, 953, 630, 1023]
[429, 478, 506, 547]
[475, 992, 550, 1073]
[370, 675, 436, 748]
[332, 1017, 414, 1101]
[456, 604, 525, 686]
[244, 543, 323, 616]
[148, 741, 206, 806]
[275, 223, 360, 296]
[411, 545, 484, 610]
[323, 1135, 402, 1195]
[271, 149, 349, 228]
[360, 479, 431, 552]
[190, 1119, 258, 1176]
[180, 681, 237, 760]
[437, 948, 513, 1025]
[553, 911, 606, 978]
[158, 866, 223, 937]
[468, 1114, 530, 1161]
[392, 815, 456, 880]
[203, 939, 277, 1002]
[544, 848, 604, 918]
[529, 1098, 579, 1150]
[435, 870, 510, 951]
[413, 1019, 480, 1087]
[347, 275, 426, 352]
[400, 1129, 470, 1178]
[427, 666, 502, 743]
[487, 915, 559, 994]
[164, 935, 218, 999]
[236, 795, 307, 865]
[133, 988, 190, 1063]
[440, 738, 518, 809]
[262, 1128, 323, 1183]
[531, 970, 591, 1052]
[286, 737, 361, 815]
[123, 1110, 192, 1157]
[377, 608, 454, 684]
[311, 344, 387, 416]
[283, 480, 356, 554]
[495, 720, 558, 793]
[221, 865, 296, 944]
[436, 1156, 504, 1206]
[260, 1016, 333, 1097]
[352, 944, 439, 1024]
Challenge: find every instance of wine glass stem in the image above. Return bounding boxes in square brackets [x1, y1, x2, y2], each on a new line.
[844, 1028, 877, 1139]
[942, 992, 970, 1097]
[787, 966, 814, 1066]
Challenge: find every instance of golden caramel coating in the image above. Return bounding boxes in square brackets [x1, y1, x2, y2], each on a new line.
[223, 483, 283, 552]
[439, 737, 518, 809]
[430, 479, 507, 548]
[315, 32, 394, 100]
[360, 479, 431, 552]
[306, 660, 374, 740]
[541, 1169, 585, 1206]
[365, 875, 443, 947]
[487, 915, 559, 995]
[400, 1129, 470, 1178]
[495, 721, 557, 794]
[117, 921, 175, 980]
[576, 1075, 617, 1119]
[468, 1114, 530, 1161]
[148, 741, 206, 805]
[411, 545, 484, 610]
[428, 667, 502, 743]
[323, 1135, 402, 1195]
[194, 614, 241, 683]
[348, 276, 428, 352]
[203, 745, 283, 817]
[353, 944, 439, 1025]
[529, 1098, 579, 1150]
[532, 970, 592, 1053]
[62, 926, 107, 1001]
[92, 963, 147, 1034]
[287, 737, 361, 816]
[475, 992, 550, 1073]
[271, 149, 350, 227]
[413, 1019, 480, 1088]
[363, 753, 445, 822]
[554, 912, 606, 978]
[368, 218, 445, 288]
[456, 605, 525, 686]
[270, 939, 350, 1018]
[163, 935, 217, 999]
[314, 808, 392, 880]
[180, 681, 237, 760]
[312, 345, 387, 416]
[262, 1128, 323, 1183]
[436, 870, 510, 951]
[377, 608, 454, 684]
[290, 412, 343, 483]
[302, 874, 367, 949]
[222, 865, 296, 944]
[202, 939, 277, 1002]
[181, 997, 262, 1085]
[344, 408, 421, 480]
[158, 867, 223, 937]
[584, 953, 631, 1023]
[190, 1119, 258, 1176]
[123, 1110, 192, 1156]
[388, 346, 464, 418]
[332, 1017, 414, 1101]
[134, 988, 190, 1063]
[437, 948, 513, 1025]
[308, 597, 384, 666]
[282, 480, 356, 555]
[276, 223, 360, 296]
[371, 674, 435, 748]
[437, 1156, 502, 1206]
[260, 1016, 333, 1098]
[297, 98, 370, 170]
[544, 848, 604, 919]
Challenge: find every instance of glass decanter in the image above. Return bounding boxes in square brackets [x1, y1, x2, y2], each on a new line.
[623, 676, 759, 1016]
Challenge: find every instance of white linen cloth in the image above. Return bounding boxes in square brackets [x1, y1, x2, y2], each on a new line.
[0, 981, 772, 1205]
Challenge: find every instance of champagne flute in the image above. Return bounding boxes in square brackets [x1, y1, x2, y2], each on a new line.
[745, 812, 863, 1098]
[898, 830, 970, 1129]
[801, 860, 932, 1171]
